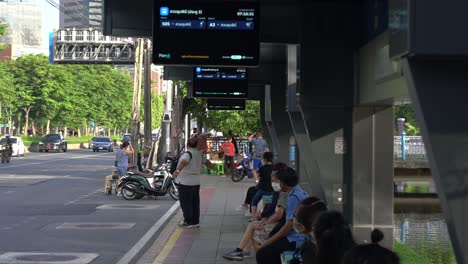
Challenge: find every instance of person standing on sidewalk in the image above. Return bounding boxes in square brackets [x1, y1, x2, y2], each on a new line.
[227, 130, 239, 156]
[173, 136, 218, 228]
[219, 136, 235, 176]
[248, 130, 269, 171]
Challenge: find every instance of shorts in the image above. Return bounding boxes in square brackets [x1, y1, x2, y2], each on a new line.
[253, 159, 263, 171]
[252, 221, 277, 244]
[117, 166, 127, 176]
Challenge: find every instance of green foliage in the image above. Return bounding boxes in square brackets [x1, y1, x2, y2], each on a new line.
[0, 22, 7, 51]
[0, 54, 134, 135]
[205, 100, 260, 136]
[395, 104, 420, 136]
[152, 93, 164, 128]
[394, 241, 432, 264]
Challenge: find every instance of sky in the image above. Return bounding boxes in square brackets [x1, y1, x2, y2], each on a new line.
[38, 0, 59, 50]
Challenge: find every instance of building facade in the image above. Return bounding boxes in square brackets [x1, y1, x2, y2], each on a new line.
[59, 0, 102, 29]
[0, 0, 42, 49]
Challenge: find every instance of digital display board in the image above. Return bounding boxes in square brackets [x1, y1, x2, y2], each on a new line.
[207, 99, 246, 110]
[193, 67, 248, 98]
[153, 0, 259, 66]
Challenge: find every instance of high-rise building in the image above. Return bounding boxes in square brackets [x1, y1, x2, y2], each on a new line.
[0, 0, 44, 59]
[59, 0, 103, 29]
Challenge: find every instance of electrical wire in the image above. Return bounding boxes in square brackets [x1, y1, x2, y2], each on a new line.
[42, 0, 91, 26]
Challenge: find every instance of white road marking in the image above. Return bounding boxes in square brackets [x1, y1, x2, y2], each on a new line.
[2, 153, 112, 169]
[64, 189, 101, 206]
[116, 202, 180, 264]
[4, 191, 14, 194]
[0, 252, 99, 264]
[56, 222, 136, 230]
[96, 204, 161, 210]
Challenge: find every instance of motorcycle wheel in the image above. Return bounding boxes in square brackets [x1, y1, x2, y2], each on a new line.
[121, 182, 140, 200]
[231, 169, 245, 182]
[168, 182, 179, 200]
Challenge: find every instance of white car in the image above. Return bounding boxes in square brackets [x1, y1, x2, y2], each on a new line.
[0, 136, 26, 157]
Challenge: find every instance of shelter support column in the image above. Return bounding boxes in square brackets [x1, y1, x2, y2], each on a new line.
[402, 58, 468, 264]
[352, 106, 394, 248]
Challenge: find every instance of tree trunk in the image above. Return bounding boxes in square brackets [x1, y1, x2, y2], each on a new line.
[113, 127, 117, 136]
[17, 116, 21, 136]
[46, 120, 50, 135]
[94, 123, 98, 136]
[31, 121, 36, 136]
[64, 127, 68, 137]
[77, 128, 81, 137]
[8, 109, 12, 135]
[23, 106, 32, 136]
[55, 127, 59, 134]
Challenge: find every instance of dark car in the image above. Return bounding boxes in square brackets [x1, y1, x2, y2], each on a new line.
[92, 137, 113, 152]
[121, 134, 131, 143]
[39, 134, 67, 152]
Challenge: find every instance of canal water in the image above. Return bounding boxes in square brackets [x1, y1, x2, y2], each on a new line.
[394, 213, 456, 264]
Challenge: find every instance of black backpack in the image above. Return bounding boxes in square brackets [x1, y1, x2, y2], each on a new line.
[169, 151, 192, 174]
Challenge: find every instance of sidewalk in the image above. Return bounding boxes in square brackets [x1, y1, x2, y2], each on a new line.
[137, 174, 258, 264]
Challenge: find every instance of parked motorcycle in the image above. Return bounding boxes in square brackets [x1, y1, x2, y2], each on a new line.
[231, 152, 253, 182]
[1, 144, 11, 164]
[118, 164, 179, 200]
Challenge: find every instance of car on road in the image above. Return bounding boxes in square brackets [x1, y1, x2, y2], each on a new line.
[0, 136, 25, 157]
[38, 134, 67, 152]
[91, 137, 113, 152]
[122, 134, 131, 143]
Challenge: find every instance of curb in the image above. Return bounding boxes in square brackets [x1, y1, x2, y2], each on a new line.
[136, 209, 183, 264]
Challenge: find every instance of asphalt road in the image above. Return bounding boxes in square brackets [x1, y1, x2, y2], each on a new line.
[0, 150, 178, 264]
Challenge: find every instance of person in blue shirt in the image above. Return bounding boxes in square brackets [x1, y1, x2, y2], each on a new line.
[115, 141, 134, 176]
[248, 131, 268, 171]
[256, 167, 309, 264]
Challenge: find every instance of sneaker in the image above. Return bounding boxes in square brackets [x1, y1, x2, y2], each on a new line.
[244, 211, 252, 217]
[223, 249, 243, 261]
[185, 224, 200, 229]
[178, 220, 188, 228]
[236, 205, 248, 212]
[243, 251, 252, 258]
[116, 192, 122, 196]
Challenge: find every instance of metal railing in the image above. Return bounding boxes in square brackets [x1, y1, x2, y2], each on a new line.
[394, 135, 427, 160]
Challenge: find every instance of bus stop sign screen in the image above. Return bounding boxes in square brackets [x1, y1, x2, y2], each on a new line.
[193, 67, 248, 98]
[153, 0, 259, 66]
[207, 99, 246, 110]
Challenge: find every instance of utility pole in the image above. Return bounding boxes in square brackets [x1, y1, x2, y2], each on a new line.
[165, 81, 173, 154]
[131, 38, 144, 164]
[144, 39, 152, 147]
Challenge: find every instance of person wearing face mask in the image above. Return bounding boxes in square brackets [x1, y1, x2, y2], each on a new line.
[256, 167, 309, 264]
[223, 163, 289, 261]
[287, 197, 328, 264]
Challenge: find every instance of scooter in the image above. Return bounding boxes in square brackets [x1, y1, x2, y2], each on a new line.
[1, 145, 11, 164]
[231, 152, 254, 182]
[118, 164, 179, 200]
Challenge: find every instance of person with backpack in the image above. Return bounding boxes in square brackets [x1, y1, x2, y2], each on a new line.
[172, 136, 218, 228]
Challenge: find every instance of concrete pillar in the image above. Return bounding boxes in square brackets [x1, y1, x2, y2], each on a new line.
[352, 106, 394, 248]
[402, 58, 468, 263]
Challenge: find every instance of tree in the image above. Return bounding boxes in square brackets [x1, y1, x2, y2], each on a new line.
[11, 55, 52, 134]
[395, 104, 420, 136]
[0, 22, 8, 51]
[205, 100, 260, 136]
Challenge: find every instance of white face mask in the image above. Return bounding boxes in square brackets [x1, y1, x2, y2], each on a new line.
[272, 182, 281, 192]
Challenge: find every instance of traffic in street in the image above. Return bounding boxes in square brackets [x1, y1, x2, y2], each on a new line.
[0, 150, 178, 264]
